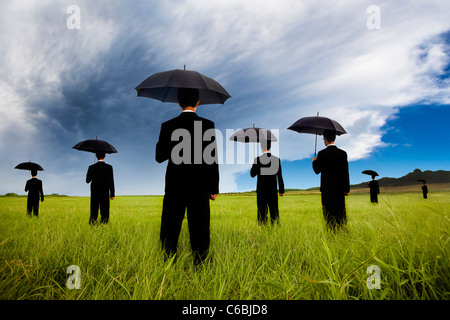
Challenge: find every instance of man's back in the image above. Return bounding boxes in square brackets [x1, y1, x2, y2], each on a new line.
[369, 180, 379, 193]
[25, 178, 44, 201]
[155, 112, 219, 195]
[313, 145, 349, 194]
[250, 153, 284, 195]
[86, 162, 115, 197]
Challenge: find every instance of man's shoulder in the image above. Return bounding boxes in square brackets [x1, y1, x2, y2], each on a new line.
[261, 153, 279, 160]
[322, 145, 347, 154]
[195, 114, 214, 124]
[162, 113, 214, 128]
[336, 147, 348, 158]
[255, 153, 279, 164]
[185, 113, 214, 127]
[90, 162, 112, 168]
[333, 146, 347, 154]
[255, 154, 264, 162]
[317, 148, 328, 156]
[100, 162, 113, 169]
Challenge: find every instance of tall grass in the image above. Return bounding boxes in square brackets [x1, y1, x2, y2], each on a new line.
[0, 191, 448, 300]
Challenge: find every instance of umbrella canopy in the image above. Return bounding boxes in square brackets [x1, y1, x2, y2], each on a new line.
[229, 125, 278, 143]
[362, 170, 379, 177]
[287, 113, 346, 156]
[418, 179, 426, 184]
[15, 161, 44, 171]
[135, 68, 231, 105]
[288, 115, 347, 136]
[72, 139, 118, 154]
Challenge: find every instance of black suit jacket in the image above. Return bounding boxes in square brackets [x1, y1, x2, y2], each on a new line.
[155, 112, 219, 195]
[250, 153, 285, 195]
[25, 178, 44, 202]
[86, 161, 115, 197]
[313, 145, 350, 194]
[369, 180, 379, 194]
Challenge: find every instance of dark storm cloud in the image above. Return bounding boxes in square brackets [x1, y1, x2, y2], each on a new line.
[1, 0, 449, 195]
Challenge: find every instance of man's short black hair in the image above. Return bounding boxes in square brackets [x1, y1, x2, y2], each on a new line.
[31, 169, 37, 177]
[261, 139, 271, 151]
[177, 88, 200, 108]
[96, 152, 106, 160]
[323, 129, 336, 142]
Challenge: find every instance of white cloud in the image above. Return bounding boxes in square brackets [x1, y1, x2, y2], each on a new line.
[0, 0, 449, 194]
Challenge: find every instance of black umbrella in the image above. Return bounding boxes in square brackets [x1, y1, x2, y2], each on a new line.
[229, 124, 278, 143]
[135, 67, 231, 105]
[15, 161, 44, 171]
[72, 139, 118, 154]
[288, 112, 347, 156]
[362, 170, 379, 177]
[418, 179, 426, 184]
[229, 124, 277, 159]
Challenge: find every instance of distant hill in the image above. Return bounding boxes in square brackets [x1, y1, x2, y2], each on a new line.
[351, 169, 450, 189]
[294, 169, 450, 193]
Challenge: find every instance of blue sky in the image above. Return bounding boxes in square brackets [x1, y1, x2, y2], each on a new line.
[0, 0, 449, 196]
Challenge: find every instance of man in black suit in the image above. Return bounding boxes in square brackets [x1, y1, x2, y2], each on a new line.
[86, 152, 115, 225]
[156, 87, 219, 265]
[421, 182, 428, 199]
[25, 169, 44, 217]
[250, 140, 284, 225]
[312, 129, 350, 231]
[368, 176, 380, 203]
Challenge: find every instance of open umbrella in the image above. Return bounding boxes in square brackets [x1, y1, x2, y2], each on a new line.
[72, 138, 117, 154]
[15, 161, 44, 171]
[418, 179, 426, 184]
[288, 112, 346, 156]
[362, 170, 379, 177]
[229, 124, 277, 159]
[135, 66, 231, 105]
[229, 125, 278, 143]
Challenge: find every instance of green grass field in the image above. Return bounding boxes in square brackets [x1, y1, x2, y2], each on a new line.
[0, 191, 449, 300]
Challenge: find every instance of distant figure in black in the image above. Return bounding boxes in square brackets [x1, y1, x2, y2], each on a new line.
[86, 152, 115, 225]
[25, 169, 44, 217]
[421, 182, 428, 199]
[312, 130, 350, 231]
[250, 140, 285, 225]
[368, 176, 380, 203]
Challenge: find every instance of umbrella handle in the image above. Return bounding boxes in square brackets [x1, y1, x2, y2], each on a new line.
[314, 132, 317, 157]
[314, 112, 319, 157]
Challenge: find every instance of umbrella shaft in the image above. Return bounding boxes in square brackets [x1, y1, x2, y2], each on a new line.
[314, 131, 318, 156]
[315, 112, 319, 156]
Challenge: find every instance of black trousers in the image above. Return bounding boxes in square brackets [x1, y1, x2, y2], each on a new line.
[370, 192, 378, 203]
[89, 194, 110, 224]
[27, 199, 39, 217]
[257, 192, 279, 225]
[160, 192, 210, 265]
[321, 192, 347, 231]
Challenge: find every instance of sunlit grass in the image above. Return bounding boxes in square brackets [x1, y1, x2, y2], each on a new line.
[0, 191, 449, 300]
